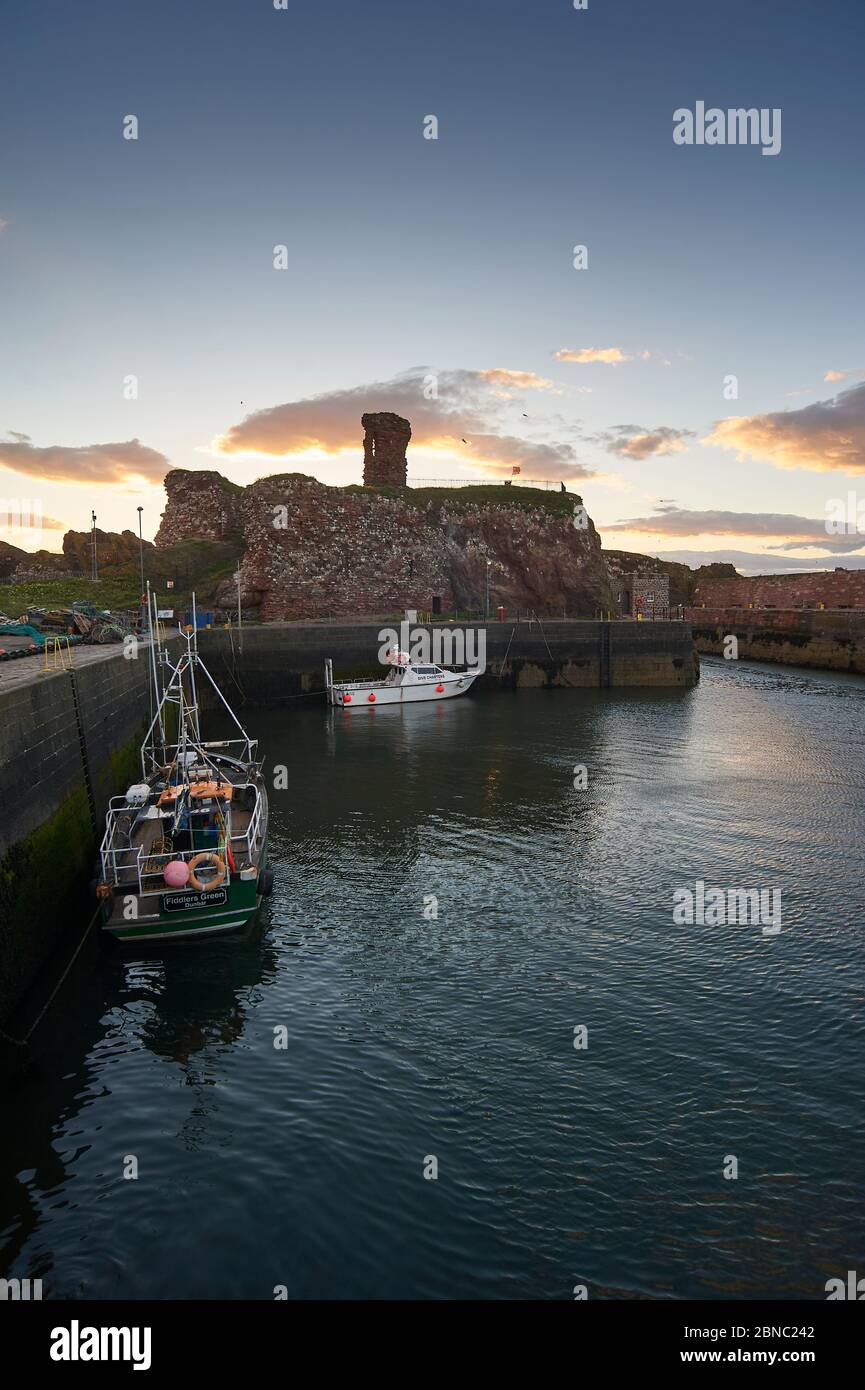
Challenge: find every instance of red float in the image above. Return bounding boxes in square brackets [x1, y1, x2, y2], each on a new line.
[343, 693, 352, 703]
[436, 684, 445, 693]
[368, 692, 376, 702]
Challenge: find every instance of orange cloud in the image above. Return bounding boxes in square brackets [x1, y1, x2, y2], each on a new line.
[823, 368, 864, 383]
[477, 369, 554, 390]
[554, 347, 630, 365]
[707, 381, 865, 473]
[0, 512, 65, 531]
[0, 434, 169, 484]
[595, 425, 695, 459]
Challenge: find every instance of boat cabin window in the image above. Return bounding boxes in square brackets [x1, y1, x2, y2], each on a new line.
[415, 666, 436, 675]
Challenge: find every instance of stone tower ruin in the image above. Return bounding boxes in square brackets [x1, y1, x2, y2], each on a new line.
[362, 411, 411, 487]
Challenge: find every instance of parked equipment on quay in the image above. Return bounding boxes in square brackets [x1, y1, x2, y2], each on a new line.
[95, 592, 272, 942]
[325, 647, 481, 708]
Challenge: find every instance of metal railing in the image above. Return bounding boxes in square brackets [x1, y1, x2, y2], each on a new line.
[231, 788, 263, 861]
[99, 800, 234, 896]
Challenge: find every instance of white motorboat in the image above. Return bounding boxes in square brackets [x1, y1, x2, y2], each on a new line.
[325, 649, 481, 708]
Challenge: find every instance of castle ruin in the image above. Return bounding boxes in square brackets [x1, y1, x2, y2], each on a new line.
[362, 411, 411, 487]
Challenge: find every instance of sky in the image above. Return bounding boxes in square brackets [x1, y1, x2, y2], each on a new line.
[2, 0, 865, 572]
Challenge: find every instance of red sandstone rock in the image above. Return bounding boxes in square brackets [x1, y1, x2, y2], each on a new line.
[159, 470, 614, 620]
[62, 528, 154, 572]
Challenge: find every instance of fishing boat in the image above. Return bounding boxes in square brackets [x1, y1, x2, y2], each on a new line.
[325, 647, 481, 707]
[95, 594, 271, 942]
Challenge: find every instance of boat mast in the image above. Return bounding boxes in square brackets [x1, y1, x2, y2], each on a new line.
[185, 592, 202, 744]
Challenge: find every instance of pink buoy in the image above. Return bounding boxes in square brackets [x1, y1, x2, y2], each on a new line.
[164, 859, 190, 888]
[368, 692, 376, 702]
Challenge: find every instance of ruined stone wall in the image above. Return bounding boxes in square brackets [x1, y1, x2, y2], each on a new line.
[693, 569, 865, 610]
[155, 469, 244, 546]
[234, 476, 453, 619]
[362, 412, 411, 487]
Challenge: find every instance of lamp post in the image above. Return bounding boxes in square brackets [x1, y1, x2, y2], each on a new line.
[485, 559, 492, 619]
[233, 569, 243, 652]
[137, 506, 145, 630]
[91, 511, 98, 582]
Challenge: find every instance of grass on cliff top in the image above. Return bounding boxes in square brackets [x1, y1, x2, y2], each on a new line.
[0, 539, 243, 618]
[250, 473, 580, 517]
[343, 483, 580, 516]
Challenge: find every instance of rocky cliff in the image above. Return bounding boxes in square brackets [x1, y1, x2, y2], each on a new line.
[156, 469, 615, 619]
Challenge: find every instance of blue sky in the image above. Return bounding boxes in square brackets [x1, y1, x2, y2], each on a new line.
[2, 0, 864, 569]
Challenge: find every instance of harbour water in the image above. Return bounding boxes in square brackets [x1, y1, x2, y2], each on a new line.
[2, 658, 863, 1299]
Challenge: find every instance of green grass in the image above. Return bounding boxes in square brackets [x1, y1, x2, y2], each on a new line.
[0, 539, 244, 619]
[344, 483, 579, 517]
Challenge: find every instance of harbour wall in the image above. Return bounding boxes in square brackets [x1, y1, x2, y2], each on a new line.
[686, 607, 865, 673]
[0, 649, 156, 1025]
[195, 619, 698, 704]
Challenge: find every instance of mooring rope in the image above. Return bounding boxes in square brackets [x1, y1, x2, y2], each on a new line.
[0, 905, 101, 1049]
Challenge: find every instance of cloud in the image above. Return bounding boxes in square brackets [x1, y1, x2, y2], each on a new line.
[604, 506, 865, 553]
[707, 381, 865, 473]
[0, 512, 65, 532]
[214, 368, 595, 481]
[0, 217, 8, 233]
[554, 347, 630, 365]
[476, 369, 555, 391]
[593, 424, 697, 459]
[824, 369, 864, 383]
[656, 549, 865, 574]
[0, 433, 169, 484]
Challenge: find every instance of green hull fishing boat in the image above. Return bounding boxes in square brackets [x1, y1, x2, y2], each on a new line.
[96, 595, 271, 943]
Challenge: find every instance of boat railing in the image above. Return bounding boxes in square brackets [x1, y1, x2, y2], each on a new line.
[230, 787, 263, 860]
[101, 842, 234, 897]
[145, 736, 258, 770]
[137, 843, 232, 896]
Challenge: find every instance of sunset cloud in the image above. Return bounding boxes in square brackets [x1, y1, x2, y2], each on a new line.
[0, 512, 65, 532]
[0, 433, 169, 485]
[823, 369, 865, 383]
[214, 368, 594, 481]
[476, 369, 555, 391]
[554, 347, 630, 365]
[605, 506, 865, 553]
[707, 381, 865, 473]
[594, 424, 696, 459]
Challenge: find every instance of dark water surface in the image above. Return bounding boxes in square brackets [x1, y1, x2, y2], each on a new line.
[2, 658, 864, 1299]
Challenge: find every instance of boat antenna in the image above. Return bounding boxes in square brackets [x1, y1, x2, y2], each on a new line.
[185, 591, 201, 742]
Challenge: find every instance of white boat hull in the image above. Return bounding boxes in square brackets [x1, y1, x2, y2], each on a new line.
[329, 669, 480, 708]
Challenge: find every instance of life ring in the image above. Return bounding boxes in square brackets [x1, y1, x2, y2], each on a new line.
[188, 852, 226, 891]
